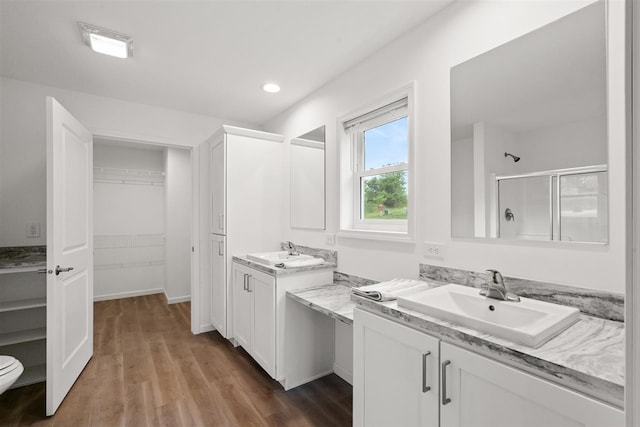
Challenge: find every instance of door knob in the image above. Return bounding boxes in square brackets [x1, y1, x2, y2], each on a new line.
[55, 265, 74, 276]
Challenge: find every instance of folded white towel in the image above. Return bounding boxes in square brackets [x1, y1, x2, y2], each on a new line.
[274, 258, 325, 269]
[351, 278, 430, 302]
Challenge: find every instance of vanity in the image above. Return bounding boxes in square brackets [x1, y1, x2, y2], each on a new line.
[231, 248, 336, 389]
[285, 267, 624, 426]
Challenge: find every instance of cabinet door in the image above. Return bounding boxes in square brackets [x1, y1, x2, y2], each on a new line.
[353, 308, 439, 427]
[209, 235, 226, 336]
[249, 269, 276, 378]
[440, 342, 624, 427]
[210, 136, 225, 234]
[231, 263, 251, 350]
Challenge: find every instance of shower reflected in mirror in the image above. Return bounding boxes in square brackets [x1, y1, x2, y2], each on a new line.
[450, 2, 607, 244]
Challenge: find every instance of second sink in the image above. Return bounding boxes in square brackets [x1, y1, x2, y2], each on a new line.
[397, 283, 579, 348]
[246, 251, 313, 266]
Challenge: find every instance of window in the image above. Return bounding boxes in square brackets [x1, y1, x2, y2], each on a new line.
[338, 86, 414, 241]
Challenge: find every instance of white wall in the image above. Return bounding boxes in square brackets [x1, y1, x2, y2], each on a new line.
[0, 77, 250, 247]
[264, 0, 628, 294]
[451, 137, 474, 237]
[517, 115, 607, 172]
[165, 147, 192, 303]
[93, 143, 166, 300]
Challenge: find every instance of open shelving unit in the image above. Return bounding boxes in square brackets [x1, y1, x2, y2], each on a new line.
[0, 247, 47, 389]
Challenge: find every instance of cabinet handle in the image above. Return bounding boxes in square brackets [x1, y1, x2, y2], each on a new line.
[247, 275, 252, 292]
[218, 241, 224, 256]
[218, 213, 224, 231]
[422, 351, 431, 393]
[442, 360, 452, 405]
[243, 273, 248, 291]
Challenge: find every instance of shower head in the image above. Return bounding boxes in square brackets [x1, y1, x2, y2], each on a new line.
[504, 152, 520, 163]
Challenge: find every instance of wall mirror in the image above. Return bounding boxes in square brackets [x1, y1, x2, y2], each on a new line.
[450, 1, 607, 244]
[290, 125, 326, 229]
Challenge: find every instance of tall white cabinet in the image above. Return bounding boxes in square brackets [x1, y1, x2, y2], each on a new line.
[207, 126, 284, 338]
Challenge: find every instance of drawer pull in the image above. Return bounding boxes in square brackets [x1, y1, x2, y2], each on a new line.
[422, 351, 431, 393]
[442, 360, 452, 405]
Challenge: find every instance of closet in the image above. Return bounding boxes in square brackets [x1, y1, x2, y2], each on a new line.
[93, 139, 191, 303]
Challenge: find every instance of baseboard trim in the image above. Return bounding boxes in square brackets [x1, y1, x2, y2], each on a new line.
[333, 363, 353, 385]
[94, 288, 164, 302]
[166, 294, 191, 304]
[283, 369, 334, 391]
[198, 324, 215, 334]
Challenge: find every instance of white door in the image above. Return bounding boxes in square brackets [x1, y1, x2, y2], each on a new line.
[210, 234, 227, 336]
[353, 308, 440, 427]
[210, 136, 225, 235]
[440, 342, 624, 427]
[232, 263, 251, 350]
[45, 97, 94, 416]
[250, 269, 275, 377]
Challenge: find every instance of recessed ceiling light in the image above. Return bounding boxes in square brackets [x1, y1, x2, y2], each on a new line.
[79, 22, 133, 59]
[262, 83, 281, 93]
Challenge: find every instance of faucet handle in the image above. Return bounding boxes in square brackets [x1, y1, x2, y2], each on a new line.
[485, 269, 504, 285]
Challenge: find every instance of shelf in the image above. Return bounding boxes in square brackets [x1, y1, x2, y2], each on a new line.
[0, 265, 46, 275]
[0, 297, 46, 313]
[0, 328, 46, 347]
[11, 363, 46, 389]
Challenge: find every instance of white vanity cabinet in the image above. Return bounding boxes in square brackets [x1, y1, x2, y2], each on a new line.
[353, 308, 624, 427]
[232, 262, 276, 377]
[353, 308, 439, 427]
[231, 259, 334, 385]
[439, 342, 623, 427]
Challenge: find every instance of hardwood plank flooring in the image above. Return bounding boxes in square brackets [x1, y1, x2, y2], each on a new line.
[0, 294, 353, 426]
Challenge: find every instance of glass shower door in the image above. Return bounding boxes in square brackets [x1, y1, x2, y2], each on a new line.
[558, 172, 608, 243]
[497, 176, 551, 240]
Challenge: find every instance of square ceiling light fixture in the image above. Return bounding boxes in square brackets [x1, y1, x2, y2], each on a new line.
[79, 22, 133, 59]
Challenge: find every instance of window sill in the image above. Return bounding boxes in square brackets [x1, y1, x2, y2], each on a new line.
[337, 229, 415, 244]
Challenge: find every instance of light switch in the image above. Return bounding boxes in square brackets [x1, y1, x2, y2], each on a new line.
[26, 222, 41, 238]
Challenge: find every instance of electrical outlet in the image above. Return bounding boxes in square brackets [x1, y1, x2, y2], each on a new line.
[325, 234, 336, 246]
[424, 242, 444, 259]
[26, 222, 41, 238]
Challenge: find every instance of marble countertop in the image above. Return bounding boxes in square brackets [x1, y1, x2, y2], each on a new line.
[286, 279, 624, 408]
[287, 284, 355, 325]
[0, 246, 46, 272]
[232, 256, 336, 276]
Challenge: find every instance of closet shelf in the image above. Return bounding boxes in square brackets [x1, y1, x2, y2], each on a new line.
[0, 328, 46, 347]
[0, 297, 46, 313]
[11, 363, 46, 389]
[94, 234, 165, 249]
[94, 166, 165, 186]
[94, 260, 165, 271]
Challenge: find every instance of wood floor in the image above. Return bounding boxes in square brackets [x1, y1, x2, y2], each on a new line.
[0, 294, 353, 426]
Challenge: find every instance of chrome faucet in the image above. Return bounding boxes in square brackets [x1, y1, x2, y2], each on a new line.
[480, 269, 520, 302]
[286, 241, 299, 256]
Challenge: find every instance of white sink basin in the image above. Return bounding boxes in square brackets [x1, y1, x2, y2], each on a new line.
[246, 251, 314, 266]
[397, 283, 579, 348]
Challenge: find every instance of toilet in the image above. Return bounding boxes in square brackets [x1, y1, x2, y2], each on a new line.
[0, 355, 24, 395]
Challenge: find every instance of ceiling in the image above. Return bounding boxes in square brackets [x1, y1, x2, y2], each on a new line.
[0, 0, 452, 126]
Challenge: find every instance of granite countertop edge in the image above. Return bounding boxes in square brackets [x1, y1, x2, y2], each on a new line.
[232, 255, 336, 276]
[287, 284, 354, 325]
[0, 246, 47, 271]
[351, 294, 624, 408]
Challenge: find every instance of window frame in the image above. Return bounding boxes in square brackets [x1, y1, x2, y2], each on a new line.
[337, 83, 416, 242]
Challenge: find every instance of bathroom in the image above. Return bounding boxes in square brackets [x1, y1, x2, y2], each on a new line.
[0, 0, 638, 425]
